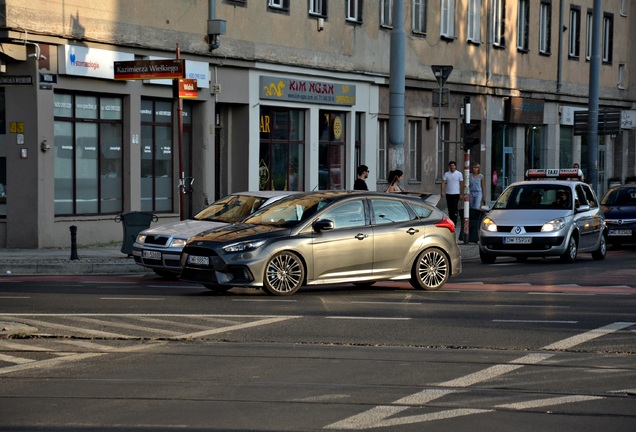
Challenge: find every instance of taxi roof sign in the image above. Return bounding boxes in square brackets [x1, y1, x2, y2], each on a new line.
[525, 168, 583, 181]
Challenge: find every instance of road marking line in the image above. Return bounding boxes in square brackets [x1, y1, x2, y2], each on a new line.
[326, 316, 411, 321]
[351, 301, 423, 305]
[67, 316, 183, 337]
[0, 353, 106, 376]
[99, 297, 165, 300]
[0, 353, 37, 365]
[493, 320, 578, 324]
[174, 316, 299, 339]
[324, 322, 635, 429]
[5, 317, 134, 339]
[0, 296, 30, 299]
[494, 305, 570, 308]
[496, 395, 603, 410]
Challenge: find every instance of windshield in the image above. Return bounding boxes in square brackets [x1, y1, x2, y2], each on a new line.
[493, 185, 573, 210]
[244, 195, 334, 227]
[602, 187, 636, 206]
[194, 195, 269, 223]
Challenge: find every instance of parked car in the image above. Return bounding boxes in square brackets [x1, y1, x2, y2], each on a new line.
[479, 173, 606, 263]
[601, 183, 636, 248]
[132, 191, 294, 277]
[179, 191, 462, 296]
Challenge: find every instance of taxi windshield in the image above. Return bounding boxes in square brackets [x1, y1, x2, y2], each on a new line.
[493, 185, 572, 210]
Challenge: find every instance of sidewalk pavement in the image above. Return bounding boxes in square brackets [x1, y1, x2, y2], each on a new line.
[0, 242, 480, 276]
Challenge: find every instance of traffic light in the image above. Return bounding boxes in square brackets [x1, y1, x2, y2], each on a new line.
[463, 121, 480, 149]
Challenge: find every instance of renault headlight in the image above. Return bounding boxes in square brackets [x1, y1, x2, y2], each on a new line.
[481, 217, 498, 232]
[542, 218, 566, 232]
[223, 239, 266, 253]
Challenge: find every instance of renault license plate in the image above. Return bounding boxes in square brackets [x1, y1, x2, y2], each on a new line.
[187, 255, 210, 266]
[504, 237, 532, 244]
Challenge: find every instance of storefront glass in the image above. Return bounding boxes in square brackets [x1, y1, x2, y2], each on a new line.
[53, 93, 123, 215]
[141, 99, 173, 212]
[0, 88, 6, 216]
[259, 107, 305, 191]
[319, 110, 346, 190]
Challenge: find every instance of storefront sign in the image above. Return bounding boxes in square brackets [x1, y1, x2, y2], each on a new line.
[58, 45, 134, 80]
[0, 75, 33, 85]
[114, 59, 185, 80]
[145, 57, 210, 88]
[506, 97, 544, 124]
[259, 76, 356, 106]
[177, 78, 198, 98]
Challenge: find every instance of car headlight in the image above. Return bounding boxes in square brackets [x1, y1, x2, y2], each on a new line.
[542, 217, 566, 232]
[136, 234, 147, 243]
[481, 217, 498, 232]
[223, 239, 266, 253]
[170, 238, 187, 248]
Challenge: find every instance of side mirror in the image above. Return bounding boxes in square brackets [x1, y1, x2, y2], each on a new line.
[312, 219, 334, 232]
[576, 204, 591, 212]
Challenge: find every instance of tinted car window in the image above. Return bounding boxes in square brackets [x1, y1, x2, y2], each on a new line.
[409, 201, 433, 219]
[371, 199, 411, 225]
[602, 187, 636, 206]
[195, 195, 269, 222]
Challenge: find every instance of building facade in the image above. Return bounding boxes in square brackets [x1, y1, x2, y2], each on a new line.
[0, 0, 634, 248]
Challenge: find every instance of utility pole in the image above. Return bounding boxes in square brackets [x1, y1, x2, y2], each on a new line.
[587, 0, 601, 193]
[462, 97, 471, 244]
[388, 0, 405, 172]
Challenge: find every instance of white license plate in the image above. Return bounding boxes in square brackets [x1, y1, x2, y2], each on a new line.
[187, 255, 210, 266]
[609, 229, 632, 236]
[142, 250, 162, 260]
[504, 237, 532, 244]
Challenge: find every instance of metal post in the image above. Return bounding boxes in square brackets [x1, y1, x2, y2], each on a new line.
[69, 225, 79, 260]
[463, 97, 471, 244]
[587, 0, 602, 193]
[175, 44, 186, 220]
[388, 0, 405, 172]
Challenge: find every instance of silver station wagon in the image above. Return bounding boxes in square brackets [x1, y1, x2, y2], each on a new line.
[479, 170, 607, 263]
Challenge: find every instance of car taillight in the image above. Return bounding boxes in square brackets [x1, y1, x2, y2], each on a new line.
[435, 216, 455, 233]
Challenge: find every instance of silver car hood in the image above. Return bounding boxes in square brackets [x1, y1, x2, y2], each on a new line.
[486, 209, 570, 225]
[140, 219, 229, 239]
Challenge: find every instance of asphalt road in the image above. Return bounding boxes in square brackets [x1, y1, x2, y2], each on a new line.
[1, 251, 635, 431]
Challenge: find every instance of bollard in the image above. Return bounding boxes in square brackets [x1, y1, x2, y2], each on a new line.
[69, 225, 79, 260]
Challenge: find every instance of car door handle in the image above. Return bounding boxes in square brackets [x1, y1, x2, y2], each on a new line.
[355, 233, 369, 240]
[406, 228, 419, 235]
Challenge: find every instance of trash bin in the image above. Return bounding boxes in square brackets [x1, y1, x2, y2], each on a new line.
[115, 211, 157, 256]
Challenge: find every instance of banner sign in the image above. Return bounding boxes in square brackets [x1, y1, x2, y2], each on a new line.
[259, 76, 356, 106]
[114, 59, 185, 80]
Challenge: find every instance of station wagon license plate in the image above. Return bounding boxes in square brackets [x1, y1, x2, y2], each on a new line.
[142, 250, 162, 260]
[187, 255, 210, 266]
[504, 237, 532, 244]
[608, 229, 632, 236]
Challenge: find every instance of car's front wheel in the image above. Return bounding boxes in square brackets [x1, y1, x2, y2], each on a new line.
[410, 247, 450, 291]
[591, 234, 607, 260]
[262, 251, 305, 296]
[479, 249, 497, 264]
[560, 235, 578, 263]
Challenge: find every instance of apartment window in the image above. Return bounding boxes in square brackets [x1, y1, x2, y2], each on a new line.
[412, 0, 427, 34]
[54, 93, 124, 216]
[467, 0, 481, 43]
[440, 0, 456, 39]
[568, 7, 581, 58]
[378, 119, 388, 181]
[268, 0, 289, 11]
[517, 0, 529, 51]
[408, 121, 422, 182]
[602, 13, 613, 64]
[539, 1, 551, 54]
[585, 10, 592, 60]
[309, 0, 327, 17]
[381, 0, 393, 27]
[492, 0, 506, 47]
[618, 63, 626, 89]
[346, 0, 363, 22]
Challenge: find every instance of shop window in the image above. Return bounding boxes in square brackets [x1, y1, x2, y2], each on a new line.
[0, 88, 5, 216]
[319, 111, 346, 190]
[141, 99, 174, 213]
[53, 93, 123, 216]
[259, 107, 305, 191]
[378, 119, 388, 181]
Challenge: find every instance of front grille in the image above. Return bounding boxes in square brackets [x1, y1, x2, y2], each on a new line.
[497, 226, 543, 233]
[144, 235, 170, 246]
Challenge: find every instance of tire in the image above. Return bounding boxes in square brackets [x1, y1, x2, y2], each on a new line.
[409, 247, 450, 291]
[262, 251, 305, 296]
[479, 249, 497, 264]
[204, 284, 231, 293]
[591, 234, 607, 261]
[560, 235, 578, 263]
[153, 269, 179, 279]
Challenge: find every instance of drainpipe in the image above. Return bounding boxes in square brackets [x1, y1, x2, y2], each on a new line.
[208, 0, 226, 51]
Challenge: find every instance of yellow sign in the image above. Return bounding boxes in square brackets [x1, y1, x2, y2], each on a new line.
[10, 122, 25, 134]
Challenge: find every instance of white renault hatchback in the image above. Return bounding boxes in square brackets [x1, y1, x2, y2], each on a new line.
[478, 169, 606, 264]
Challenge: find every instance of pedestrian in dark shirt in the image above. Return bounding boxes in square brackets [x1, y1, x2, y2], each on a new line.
[354, 165, 369, 190]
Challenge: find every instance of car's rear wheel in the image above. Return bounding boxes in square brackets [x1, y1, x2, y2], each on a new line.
[409, 247, 449, 291]
[591, 234, 607, 260]
[262, 251, 305, 296]
[560, 235, 578, 263]
[479, 249, 497, 264]
[204, 284, 231, 293]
